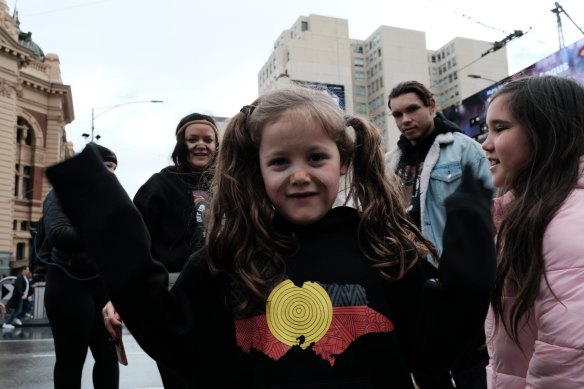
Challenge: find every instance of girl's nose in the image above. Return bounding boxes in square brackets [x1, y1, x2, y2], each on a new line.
[290, 170, 310, 184]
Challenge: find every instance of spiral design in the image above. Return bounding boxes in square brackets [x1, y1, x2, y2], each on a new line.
[266, 280, 333, 349]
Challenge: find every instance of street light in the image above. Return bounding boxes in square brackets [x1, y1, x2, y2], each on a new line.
[467, 74, 498, 83]
[84, 99, 164, 142]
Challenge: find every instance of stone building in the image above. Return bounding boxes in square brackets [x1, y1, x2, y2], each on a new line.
[258, 14, 508, 149]
[0, 0, 74, 275]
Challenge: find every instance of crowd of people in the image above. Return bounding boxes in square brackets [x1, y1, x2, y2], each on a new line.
[2, 74, 583, 389]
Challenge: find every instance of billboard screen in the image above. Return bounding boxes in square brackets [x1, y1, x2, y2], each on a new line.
[443, 38, 584, 139]
[292, 80, 346, 111]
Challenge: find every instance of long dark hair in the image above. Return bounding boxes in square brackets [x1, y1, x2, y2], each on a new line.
[207, 86, 436, 314]
[491, 76, 584, 344]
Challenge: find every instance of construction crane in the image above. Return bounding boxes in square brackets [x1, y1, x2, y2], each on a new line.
[551, 2, 584, 49]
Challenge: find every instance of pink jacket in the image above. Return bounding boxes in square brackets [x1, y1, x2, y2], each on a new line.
[485, 157, 584, 388]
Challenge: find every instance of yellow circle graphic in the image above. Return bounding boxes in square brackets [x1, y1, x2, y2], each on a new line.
[266, 280, 333, 349]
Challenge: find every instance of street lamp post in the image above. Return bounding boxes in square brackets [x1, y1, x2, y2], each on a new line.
[83, 100, 163, 142]
[467, 74, 498, 83]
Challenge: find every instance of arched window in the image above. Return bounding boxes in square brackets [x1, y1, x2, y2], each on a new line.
[16, 117, 33, 146]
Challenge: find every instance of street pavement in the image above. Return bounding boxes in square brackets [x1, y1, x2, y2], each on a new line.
[0, 323, 163, 389]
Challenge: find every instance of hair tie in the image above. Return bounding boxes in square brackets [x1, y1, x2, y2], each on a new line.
[240, 105, 256, 116]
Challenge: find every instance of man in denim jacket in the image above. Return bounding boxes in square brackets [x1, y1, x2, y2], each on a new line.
[385, 80, 492, 388]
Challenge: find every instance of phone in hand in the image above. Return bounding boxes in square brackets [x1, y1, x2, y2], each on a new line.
[111, 326, 128, 366]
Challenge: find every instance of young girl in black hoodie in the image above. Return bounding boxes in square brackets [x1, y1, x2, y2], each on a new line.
[47, 86, 495, 388]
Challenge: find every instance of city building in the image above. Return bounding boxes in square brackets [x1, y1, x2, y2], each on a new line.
[258, 14, 509, 149]
[0, 1, 74, 275]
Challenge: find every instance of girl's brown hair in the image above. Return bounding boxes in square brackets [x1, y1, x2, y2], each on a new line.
[207, 86, 436, 313]
[490, 76, 584, 345]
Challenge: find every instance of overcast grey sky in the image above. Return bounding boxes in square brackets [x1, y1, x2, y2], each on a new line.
[11, 0, 584, 197]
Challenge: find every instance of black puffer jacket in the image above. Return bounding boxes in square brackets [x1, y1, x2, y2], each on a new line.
[43, 190, 98, 276]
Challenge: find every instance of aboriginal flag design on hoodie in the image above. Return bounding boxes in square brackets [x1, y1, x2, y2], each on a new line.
[235, 279, 394, 366]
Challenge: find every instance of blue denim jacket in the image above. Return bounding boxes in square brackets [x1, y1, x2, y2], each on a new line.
[386, 132, 493, 263]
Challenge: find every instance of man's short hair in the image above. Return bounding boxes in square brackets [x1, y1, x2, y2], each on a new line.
[388, 81, 434, 108]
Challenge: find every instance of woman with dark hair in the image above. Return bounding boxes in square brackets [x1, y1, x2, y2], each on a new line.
[104, 113, 219, 389]
[135, 113, 219, 277]
[482, 75, 584, 388]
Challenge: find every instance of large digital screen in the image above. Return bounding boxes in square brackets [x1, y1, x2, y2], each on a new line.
[443, 38, 584, 139]
[292, 80, 346, 111]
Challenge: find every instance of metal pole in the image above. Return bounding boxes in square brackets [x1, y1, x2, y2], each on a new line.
[91, 107, 95, 142]
[89, 100, 163, 142]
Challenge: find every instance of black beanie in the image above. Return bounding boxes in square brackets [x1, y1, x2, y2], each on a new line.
[90, 143, 118, 166]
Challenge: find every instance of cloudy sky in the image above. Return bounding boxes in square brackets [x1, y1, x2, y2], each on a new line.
[11, 0, 584, 197]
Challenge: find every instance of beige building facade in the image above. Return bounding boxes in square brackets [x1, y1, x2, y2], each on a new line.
[259, 14, 509, 150]
[0, 1, 74, 276]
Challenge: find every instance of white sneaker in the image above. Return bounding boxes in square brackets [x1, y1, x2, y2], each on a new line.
[12, 318, 22, 326]
[24, 313, 33, 319]
[2, 323, 15, 329]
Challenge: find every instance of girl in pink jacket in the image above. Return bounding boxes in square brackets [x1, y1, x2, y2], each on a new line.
[481, 75, 584, 388]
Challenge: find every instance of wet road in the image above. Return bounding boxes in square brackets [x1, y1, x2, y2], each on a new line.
[0, 324, 163, 389]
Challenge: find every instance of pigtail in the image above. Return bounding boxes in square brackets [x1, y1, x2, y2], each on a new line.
[346, 115, 437, 280]
[207, 104, 287, 315]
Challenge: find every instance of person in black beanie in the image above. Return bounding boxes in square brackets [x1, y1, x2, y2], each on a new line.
[43, 142, 119, 389]
[93, 142, 118, 170]
[103, 114, 219, 389]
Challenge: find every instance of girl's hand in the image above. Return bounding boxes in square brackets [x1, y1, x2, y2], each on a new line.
[102, 300, 123, 339]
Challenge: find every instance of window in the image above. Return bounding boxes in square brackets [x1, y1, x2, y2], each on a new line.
[301, 21, 308, 31]
[354, 71, 366, 81]
[16, 242, 25, 260]
[354, 58, 364, 67]
[16, 117, 33, 146]
[14, 164, 32, 200]
[355, 86, 366, 96]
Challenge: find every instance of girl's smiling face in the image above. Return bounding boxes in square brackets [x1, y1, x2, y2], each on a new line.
[482, 94, 532, 189]
[259, 110, 348, 225]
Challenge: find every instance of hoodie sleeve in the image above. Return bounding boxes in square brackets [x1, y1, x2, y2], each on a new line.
[45, 144, 200, 369]
[413, 165, 496, 371]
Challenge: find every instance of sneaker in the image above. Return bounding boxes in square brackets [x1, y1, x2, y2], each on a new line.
[2, 323, 15, 329]
[12, 318, 22, 326]
[24, 313, 33, 319]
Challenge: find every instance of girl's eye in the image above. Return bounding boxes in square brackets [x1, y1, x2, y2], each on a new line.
[309, 154, 326, 162]
[494, 126, 507, 133]
[269, 158, 287, 166]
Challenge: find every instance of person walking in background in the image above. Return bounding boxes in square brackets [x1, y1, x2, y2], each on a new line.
[2, 266, 30, 329]
[386, 80, 493, 388]
[123, 112, 219, 388]
[46, 86, 495, 388]
[43, 143, 119, 389]
[482, 76, 584, 388]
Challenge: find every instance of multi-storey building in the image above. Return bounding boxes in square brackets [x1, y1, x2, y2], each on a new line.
[258, 14, 508, 150]
[0, 1, 74, 276]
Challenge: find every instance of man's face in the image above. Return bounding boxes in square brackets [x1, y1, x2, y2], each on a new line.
[389, 92, 436, 145]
